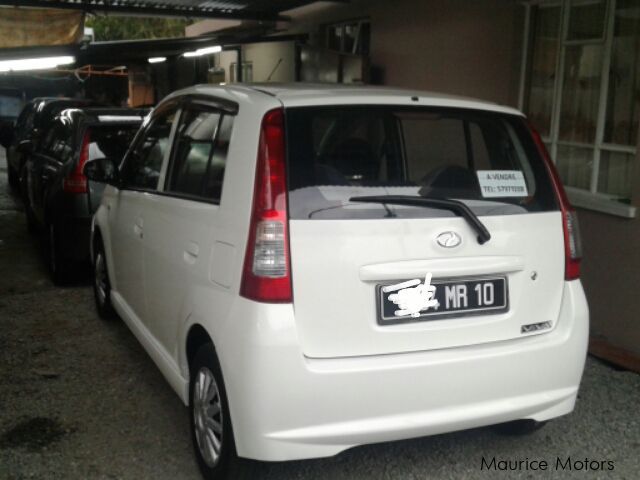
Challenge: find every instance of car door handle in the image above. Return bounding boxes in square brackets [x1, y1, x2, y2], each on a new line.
[183, 242, 199, 264]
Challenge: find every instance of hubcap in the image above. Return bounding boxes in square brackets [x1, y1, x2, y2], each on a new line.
[193, 367, 223, 468]
[94, 252, 107, 305]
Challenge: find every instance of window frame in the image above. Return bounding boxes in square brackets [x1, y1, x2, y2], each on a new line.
[284, 105, 559, 220]
[117, 94, 238, 201]
[118, 100, 180, 193]
[520, 0, 637, 218]
[163, 102, 227, 204]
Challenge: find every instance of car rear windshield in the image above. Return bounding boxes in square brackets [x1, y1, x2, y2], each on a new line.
[87, 124, 140, 163]
[285, 106, 558, 220]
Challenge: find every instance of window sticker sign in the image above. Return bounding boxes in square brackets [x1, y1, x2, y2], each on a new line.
[476, 170, 528, 198]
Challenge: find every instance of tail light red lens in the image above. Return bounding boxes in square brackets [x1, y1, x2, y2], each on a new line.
[240, 109, 292, 303]
[528, 123, 582, 280]
[63, 130, 90, 194]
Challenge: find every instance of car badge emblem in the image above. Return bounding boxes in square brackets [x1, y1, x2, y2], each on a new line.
[436, 231, 462, 248]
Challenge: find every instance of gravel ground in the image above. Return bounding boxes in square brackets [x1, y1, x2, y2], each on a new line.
[1, 149, 639, 480]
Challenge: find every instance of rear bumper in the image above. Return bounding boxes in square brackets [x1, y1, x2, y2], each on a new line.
[218, 281, 589, 462]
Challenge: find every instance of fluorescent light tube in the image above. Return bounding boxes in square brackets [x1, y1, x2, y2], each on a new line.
[0, 55, 75, 72]
[183, 45, 222, 58]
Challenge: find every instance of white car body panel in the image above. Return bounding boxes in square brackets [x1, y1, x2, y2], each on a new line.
[218, 281, 588, 461]
[289, 211, 564, 358]
[90, 83, 589, 463]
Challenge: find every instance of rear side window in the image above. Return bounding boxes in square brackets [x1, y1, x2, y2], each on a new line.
[165, 103, 234, 203]
[121, 108, 176, 191]
[42, 122, 74, 161]
[285, 106, 557, 219]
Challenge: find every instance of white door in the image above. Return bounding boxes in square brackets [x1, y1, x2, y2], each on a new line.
[142, 102, 235, 355]
[110, 105, 178, 321]
[284, 105, 566, 358]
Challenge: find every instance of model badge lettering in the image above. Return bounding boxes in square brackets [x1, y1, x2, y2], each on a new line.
[383, 273, 439, 317]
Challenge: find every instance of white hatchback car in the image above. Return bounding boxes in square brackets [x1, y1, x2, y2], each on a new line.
[84, 84, 589, 479]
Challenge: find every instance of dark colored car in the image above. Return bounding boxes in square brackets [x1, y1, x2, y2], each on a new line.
[4, 97, 98, 189]
[23, 107, 147, 282]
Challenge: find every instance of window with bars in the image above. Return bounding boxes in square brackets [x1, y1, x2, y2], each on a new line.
[522, 0, 640, 215]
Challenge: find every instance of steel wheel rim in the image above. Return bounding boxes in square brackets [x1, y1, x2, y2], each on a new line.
[95, 252, 107, 305]
[193, 367, 224, 468]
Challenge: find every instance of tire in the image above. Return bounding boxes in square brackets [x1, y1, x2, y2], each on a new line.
[93, 237, 117, 320]
[189, 343, 262, 480]
[492, 419, 547, 436]
[47, 221, 71, 285]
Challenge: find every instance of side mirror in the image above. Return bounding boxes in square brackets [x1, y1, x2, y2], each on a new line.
[83, 157, 119, 186]
[17, 139, 33, 154]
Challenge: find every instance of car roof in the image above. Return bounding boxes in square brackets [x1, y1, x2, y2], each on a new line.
[165, 83, 523, 117]
[36, 98, 96, 114]
[57, 107, 148, 126]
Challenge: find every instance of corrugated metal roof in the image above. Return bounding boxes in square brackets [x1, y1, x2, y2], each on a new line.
[0, 0, 324, 20]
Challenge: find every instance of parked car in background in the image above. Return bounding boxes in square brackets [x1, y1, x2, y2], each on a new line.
[23, 107, 147, 283]
[85, 84, 589, 480]
[3, 97, 98, 189]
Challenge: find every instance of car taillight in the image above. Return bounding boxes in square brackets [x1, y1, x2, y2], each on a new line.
[528, 123, 582, 280]
[240, 109, 292, 303]
[63, 130, 89, 194]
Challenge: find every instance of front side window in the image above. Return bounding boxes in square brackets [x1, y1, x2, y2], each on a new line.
[120, 108, 176, 190]
[165, 103, 234, 202]
[286, 106, 556, 220]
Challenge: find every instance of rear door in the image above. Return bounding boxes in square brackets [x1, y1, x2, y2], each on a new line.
[143, 100, 235, 355]
[285, 106, 564, 358]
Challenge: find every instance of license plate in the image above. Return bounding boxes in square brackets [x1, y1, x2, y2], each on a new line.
[377, 276, 508, 324]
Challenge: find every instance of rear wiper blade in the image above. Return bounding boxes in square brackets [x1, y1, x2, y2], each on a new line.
[349, 195, 491, 245]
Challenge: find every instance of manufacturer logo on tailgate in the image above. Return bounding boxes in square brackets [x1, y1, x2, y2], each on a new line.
[436, 231, 462, 248]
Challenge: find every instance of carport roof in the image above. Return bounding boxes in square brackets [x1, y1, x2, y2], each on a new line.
[0, 0, 327, 20]
[0, 33, 306, 63]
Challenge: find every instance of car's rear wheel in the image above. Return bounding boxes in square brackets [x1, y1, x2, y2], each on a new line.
[93, 238, 116, 320]
[189, 343, 260, 480]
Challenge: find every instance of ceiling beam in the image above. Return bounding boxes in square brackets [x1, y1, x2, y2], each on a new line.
[0, 1, 289, 21]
